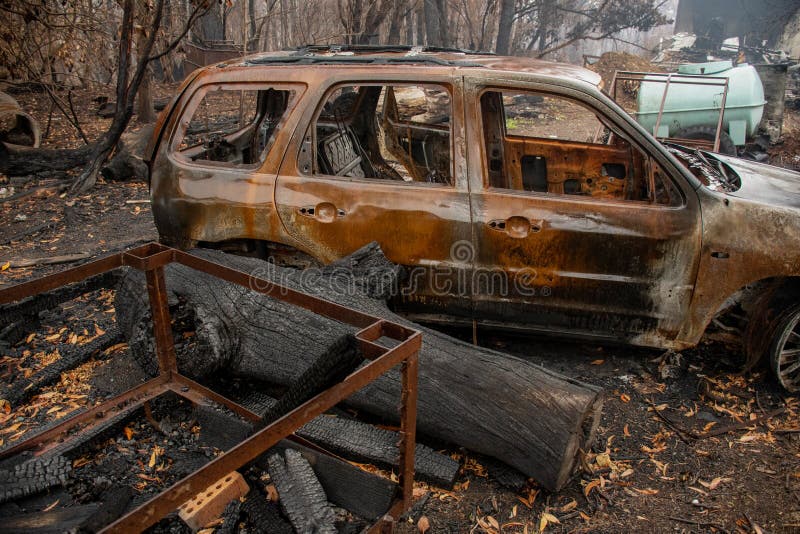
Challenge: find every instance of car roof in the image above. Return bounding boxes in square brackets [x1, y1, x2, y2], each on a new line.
[212, 45, 602, 87]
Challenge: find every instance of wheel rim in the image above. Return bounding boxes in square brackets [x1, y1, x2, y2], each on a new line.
[775, 313, 800, 391]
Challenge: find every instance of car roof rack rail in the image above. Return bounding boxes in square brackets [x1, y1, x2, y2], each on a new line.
[291, 44, 493, 56]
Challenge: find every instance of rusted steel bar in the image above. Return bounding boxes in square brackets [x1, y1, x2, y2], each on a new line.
[0, 253, 123, 304]
[145, 265, 178, 374]
[168, 374, 262, 423]
[652, 73, 671, 139]
[714, 78, 730, 153]
[398, 350, 419, 508]
[122, 244, 175, 271]
[0, 243, 421, 532]
[101, 330, 421, 533]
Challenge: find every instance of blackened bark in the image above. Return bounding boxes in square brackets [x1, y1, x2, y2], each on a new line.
[0, 143, 91, 176]
[495, 0, 515, 55]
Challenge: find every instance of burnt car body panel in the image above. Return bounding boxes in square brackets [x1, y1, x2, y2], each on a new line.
[147, 48, 800, 352]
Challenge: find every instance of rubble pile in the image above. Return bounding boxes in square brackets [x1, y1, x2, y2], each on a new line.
[586, 52, 663, 90]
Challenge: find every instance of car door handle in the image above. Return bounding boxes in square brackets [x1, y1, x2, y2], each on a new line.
[487, 216, 542, 238]
[298, 202, 346, 223]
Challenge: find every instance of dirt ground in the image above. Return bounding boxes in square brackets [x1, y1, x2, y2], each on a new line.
[0, 85, 799, 533]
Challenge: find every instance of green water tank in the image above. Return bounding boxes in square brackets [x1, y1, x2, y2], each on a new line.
[635, 61, 766, 146]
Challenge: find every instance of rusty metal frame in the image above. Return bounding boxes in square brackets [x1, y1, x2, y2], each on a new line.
[0, 243, 421, 533]
[610, 71, 730, 153]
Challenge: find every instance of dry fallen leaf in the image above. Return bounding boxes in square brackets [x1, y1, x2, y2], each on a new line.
[0, 399, 10, 415]
[584, 478, 602, 497]
[620, 393, 631, 403]
[1, 261, 9, 272]
[538, 512, 560, 533]
[698, 477, 730, 490]
[623, 424, 631, 437]
[73, 456, 92, 468]
[558, 499, 577, 513]
[518, 488, 539, 509]
[595, 452, 614, 469]
[418, 516, 431, 533]
[148, 446, 161, 468]
[123, 426, 134, 440]
[590, 359, 605, 365]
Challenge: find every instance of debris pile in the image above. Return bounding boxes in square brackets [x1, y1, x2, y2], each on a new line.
[586, 52, 662, 91]
[0, 243, 604, 532]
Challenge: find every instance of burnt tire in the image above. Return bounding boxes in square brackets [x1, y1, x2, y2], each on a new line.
[674, 125, 737, 156]
[765, 303, 800, 392]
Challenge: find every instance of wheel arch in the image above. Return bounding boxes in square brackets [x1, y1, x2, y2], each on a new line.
[741, 276, 800, 369]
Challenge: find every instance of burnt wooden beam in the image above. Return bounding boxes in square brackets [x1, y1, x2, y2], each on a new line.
[238, 390, 459, 488]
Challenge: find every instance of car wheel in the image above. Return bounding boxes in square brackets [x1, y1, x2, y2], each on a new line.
[767, 303, 800, 392]
[674, 125, 737, 156]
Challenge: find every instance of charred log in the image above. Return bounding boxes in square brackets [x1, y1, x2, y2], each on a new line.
[216, 499, 243, 534]
[262, 333, 363, 425]
[267, 440, 396, 522]
[115, 244, 603, 491]
[0, 454, 71, 504]
[239, 390, 459, 488]
[240, 489, 293, 534]
[0, 271, 118, 346]
[267, 449, 337, 534]
[194, 407, 401, 520]
[0, 503, 101, 534]
[0, 327, 123, 407]
[100, 124, 154, 182]
[0, 143, 92, 176]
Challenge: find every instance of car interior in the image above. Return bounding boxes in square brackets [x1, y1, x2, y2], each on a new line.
[177, 87, 294, 166]
[480, 90, 680, 205]
[312, 84, 453, 185]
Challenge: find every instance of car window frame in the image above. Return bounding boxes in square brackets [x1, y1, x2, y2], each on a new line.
[168, 81, 305, 173]
[475, 82, 689, 209]
[300, 80, 458, 189]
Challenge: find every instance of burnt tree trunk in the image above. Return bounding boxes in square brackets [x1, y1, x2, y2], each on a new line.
[100, 124, 154, 182]
[115, 244, 603, 491]
[0, 143, 92, 176]
[495, 0, 515, 55]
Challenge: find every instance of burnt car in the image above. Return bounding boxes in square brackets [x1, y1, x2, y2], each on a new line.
[145, 45, 800, 391]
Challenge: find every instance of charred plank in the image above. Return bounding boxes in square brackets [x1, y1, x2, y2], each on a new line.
[241, 390, 458, 488]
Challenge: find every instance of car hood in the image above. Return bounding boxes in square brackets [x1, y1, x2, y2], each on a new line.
[714, 155, 800, 210]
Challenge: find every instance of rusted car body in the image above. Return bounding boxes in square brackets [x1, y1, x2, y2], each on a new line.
[145, 46, 800, 390]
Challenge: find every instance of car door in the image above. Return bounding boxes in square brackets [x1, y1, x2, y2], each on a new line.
[464, 77, 703, 347]
[275, 76, 474, 321]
